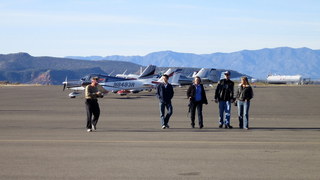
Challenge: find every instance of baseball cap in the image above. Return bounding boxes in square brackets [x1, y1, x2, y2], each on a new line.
[224, 71, 231, 75]
[92, 77, 99, 81]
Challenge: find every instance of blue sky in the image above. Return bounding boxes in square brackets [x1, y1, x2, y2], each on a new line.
[1, 0, 319, 57]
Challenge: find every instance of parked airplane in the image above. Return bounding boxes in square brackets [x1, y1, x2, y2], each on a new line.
[178, 68, 219, 86]
[115, 65, 156, 79]
[62, 69, 181, 98]
[116, 68, 182, 95]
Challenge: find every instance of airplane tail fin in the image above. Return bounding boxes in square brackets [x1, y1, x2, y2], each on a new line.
[164, 68, 174, 77]
[207, 68, 219, 83]
[157, 68, 179, 83]
[194, 68, 208, 78]
[138, 65, 156, 78]
[169, 69, 182, 86]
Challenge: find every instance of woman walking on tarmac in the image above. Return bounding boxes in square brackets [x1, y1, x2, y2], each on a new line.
[235, 76, 254, 130]
[187, 76, 208, 129]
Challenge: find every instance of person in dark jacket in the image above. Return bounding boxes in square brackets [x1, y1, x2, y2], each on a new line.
[187, 76, 208, 128]
[214, 71, 235, 129]
[156, 74, 174, 129]
[236, 76, 254, 130]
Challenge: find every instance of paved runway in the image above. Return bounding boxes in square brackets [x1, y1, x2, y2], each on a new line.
[0, 85, 319, 179]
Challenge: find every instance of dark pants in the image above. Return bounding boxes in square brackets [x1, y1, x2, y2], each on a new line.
[85, 99, 100, 129]
[159, 102, 173, 126]
[190, 101, 203, 127]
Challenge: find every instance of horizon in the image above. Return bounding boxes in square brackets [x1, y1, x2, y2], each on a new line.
[1, 1, 320, 57]
[3, 46, 319, 58]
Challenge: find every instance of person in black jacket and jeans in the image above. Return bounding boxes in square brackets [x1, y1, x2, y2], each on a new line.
[214, 71, 235, 129]
[156, 74, 174, 129]
[187, 76, 208, 129]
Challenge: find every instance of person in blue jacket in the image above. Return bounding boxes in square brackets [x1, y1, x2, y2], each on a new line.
[156, 74, 174, 129]
[187, 76, 208, 128]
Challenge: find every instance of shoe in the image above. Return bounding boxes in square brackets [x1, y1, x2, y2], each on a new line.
[199, 125, 203, 129]
[87, 129, 92, 132]
[225, 124, 233, 129]
[165, 125, 170, 128]
[191, 124, 195, 128]
[92, 124, 96, 131]
[162, 125, 166, 129]
[219, 124, 223, 128]
[244, 127, 249, 130]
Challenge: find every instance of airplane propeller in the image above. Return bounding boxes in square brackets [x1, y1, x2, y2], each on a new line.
[62, 76, 67, 91]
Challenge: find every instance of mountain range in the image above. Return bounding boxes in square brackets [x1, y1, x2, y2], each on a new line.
[68, 47, 320, 79]
[1, 47, 319, 85]
[0, 53, 142, 84]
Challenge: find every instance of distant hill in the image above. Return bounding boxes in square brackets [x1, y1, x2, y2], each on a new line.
[68, 47, 320, 79]
[2, 47, 319, 84]
[0, 53, 247, 85]
[0, 53, 142, 84]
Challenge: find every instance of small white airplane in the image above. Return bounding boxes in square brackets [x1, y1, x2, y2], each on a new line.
[62, 69, 181, 98]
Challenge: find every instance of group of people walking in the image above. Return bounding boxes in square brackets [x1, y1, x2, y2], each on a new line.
[84, 71, 253, 132]
[156, 71, 254, 130]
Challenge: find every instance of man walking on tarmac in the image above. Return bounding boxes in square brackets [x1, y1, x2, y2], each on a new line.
[214, 71, 235, 129]
[85, 77, 106, 132]
[156, 74, 174, 129]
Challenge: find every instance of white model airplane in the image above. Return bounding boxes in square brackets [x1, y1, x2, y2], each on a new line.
[62, 69, 181, 98]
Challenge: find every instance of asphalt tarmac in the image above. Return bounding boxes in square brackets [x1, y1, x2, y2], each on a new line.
[0, 85, 319, 180]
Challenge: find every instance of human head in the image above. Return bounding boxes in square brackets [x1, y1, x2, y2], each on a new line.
[194, 76, 201, 85]
[241, 76, 250, 85]
[162, 74, 169, 83]
[224, 71, 231, 79]
[91, 76, 99, 86]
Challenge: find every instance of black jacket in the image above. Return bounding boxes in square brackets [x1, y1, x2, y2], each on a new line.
[187, 84, 208, 104]
[156, 83, 174, 104]
[214, 79, 234, 101]
[236, 85, 253, 101]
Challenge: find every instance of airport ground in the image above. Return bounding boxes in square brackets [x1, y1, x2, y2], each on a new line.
[0, 85, 319, 179]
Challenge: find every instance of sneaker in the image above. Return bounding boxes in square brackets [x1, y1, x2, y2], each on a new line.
[219, 124, 223, 128]
[92, 124, 96, 131]
[199, 125, 203, 129]
[165, 125, 170, 128]
[87, 129, 92, 132]
[162, 125, 166, 129]
[244, 127, 249, 130]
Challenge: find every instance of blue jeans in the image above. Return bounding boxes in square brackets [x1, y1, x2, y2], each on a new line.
[159, 102, 173, 126]
[218, 101, 231, 125]
[237, 100, 250, 128]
